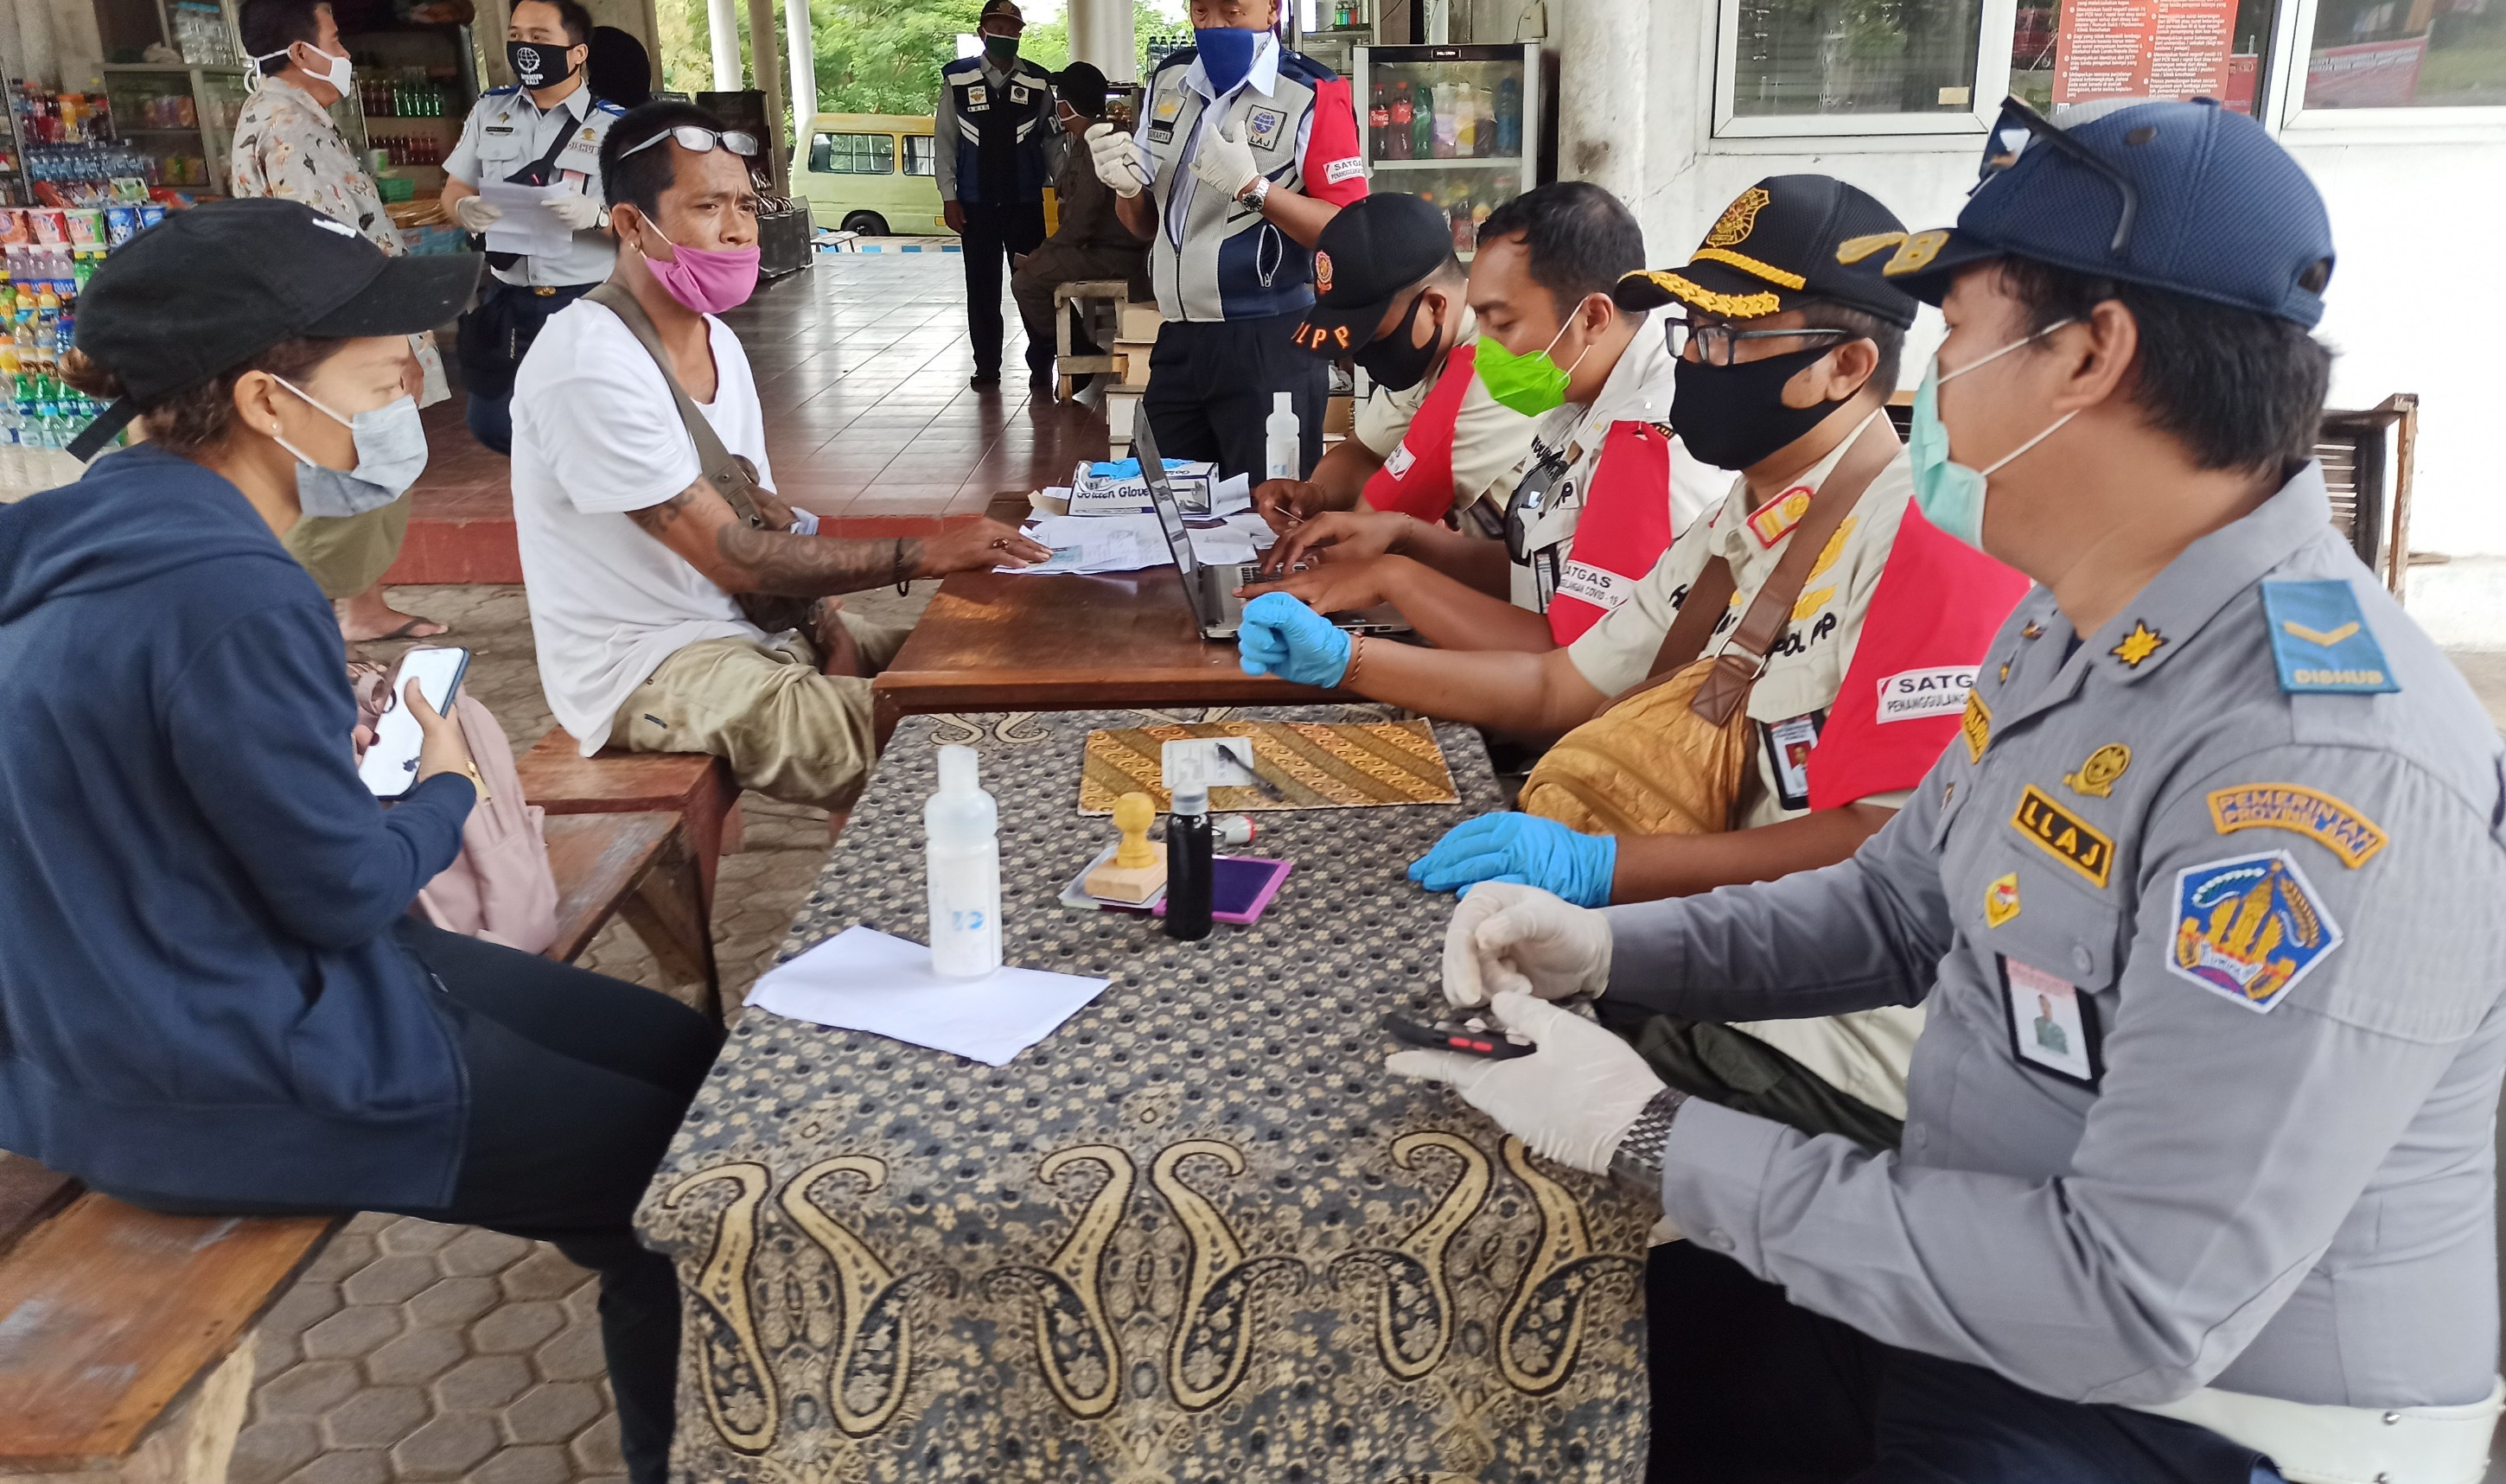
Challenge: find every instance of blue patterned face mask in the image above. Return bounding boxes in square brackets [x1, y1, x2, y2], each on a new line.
[1909, 319, 2075, 550]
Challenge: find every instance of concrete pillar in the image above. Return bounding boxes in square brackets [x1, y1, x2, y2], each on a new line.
[707, 0, 742, 90]
[1552, 0, 1650, 201]
[785, 0, 818, 132]
[743, 0, 789, 194]
[1068, 0, 1138, 83]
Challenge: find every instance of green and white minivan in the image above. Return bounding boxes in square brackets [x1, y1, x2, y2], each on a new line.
[800, 113, 951, 237]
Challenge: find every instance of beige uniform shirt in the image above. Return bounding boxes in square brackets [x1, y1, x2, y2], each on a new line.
[1350, 305, 1540, 520]
[230, 76, 447, 406]
[1567, 409, 1922, 1115]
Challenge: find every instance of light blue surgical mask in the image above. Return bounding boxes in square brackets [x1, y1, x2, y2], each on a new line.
[1909, 318, 2076, 550]
[271, 377, 430, 519]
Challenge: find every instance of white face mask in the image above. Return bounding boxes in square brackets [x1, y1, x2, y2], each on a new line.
[253, 41, 352, 95]
[271, 377, 429, 519]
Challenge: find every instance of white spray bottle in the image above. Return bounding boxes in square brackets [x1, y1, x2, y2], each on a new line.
[924, 745, 1002, 978]
[1264, 392, 1301, 481]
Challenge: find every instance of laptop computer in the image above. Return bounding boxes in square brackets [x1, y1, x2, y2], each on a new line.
[1134, 414, 1411, 642]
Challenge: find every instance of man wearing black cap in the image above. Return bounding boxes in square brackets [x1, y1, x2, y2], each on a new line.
[938, 0, 1063, 386]
[1008, 61, 1146, 394]
[1252, 191, 1535, 538]
[1393, 101, 2506, 1484]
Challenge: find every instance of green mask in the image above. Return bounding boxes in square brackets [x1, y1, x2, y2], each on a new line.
[1474, 307, 1592, 417]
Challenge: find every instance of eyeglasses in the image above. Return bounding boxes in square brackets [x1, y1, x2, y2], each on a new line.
[1662, 317, 1847, 367]
[1974, 94, 2139, 256]
[1503, 440, 1578, 564]
[617, 125, 762, 162]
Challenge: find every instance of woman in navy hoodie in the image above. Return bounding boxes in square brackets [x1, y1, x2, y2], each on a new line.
[0, 201, 715, 1484]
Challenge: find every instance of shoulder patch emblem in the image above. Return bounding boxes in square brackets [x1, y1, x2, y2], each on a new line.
[2207, 784, 2386, 869]
[2168, 851, 2342, 1013]
[2012, 785, 2114, 888]
[2063, 743, 2131, 799]
[1704, 187, 1772, 248]
[2261, 580, 2398, 694]
[1984, 871, 2021, 927]
[2110, 621, 2165, 668]
[1961, 689, 1992, 763]
[1746, 484, 1812, 548]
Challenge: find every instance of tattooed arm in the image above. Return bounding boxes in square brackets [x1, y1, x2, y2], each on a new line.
[625, 478, 1052, 596]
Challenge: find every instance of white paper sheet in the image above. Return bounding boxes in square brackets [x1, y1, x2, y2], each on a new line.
[479, 181, 575, 258]
[997, 513, 1170, 574]
[745, 925, 1112, 1067]
[1161, 736, 1259, 789]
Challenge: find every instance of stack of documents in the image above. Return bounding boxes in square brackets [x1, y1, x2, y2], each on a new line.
[998, 513, 1279, 574]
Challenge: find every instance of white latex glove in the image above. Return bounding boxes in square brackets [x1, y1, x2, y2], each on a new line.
[546, 189, 603, 231]
[1189, 120, 1260, 201]
[1442, 881, 1614, 1010]
[1387, 992, 1668, 1175]
[1085, 121, 1145, 199]
[450, 194, 503, 232]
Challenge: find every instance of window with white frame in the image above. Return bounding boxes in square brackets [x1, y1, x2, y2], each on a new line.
[2299, 0, 2506, 108]
[1731, 0, 1991, 115]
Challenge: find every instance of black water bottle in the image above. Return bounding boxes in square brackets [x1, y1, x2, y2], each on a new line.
[1164, 784, 1214, 941]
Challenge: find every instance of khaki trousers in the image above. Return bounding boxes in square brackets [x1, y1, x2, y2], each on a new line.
[282, 491, 412, 598]
[607, 614, 910, 812]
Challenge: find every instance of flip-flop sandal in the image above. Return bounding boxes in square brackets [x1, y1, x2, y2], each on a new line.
[368, 616, 449, 641]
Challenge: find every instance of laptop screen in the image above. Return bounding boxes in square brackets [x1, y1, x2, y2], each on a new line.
[1133, 416, 1199, 580]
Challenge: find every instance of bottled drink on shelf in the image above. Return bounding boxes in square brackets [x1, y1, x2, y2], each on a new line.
[1453, 79, 1476, 156]
[1410, 80, 1433, 160]
[1368, 82, 1389, 159]
[1495, 75, 1522, 155]
[1387, 81, 1414, 161]
[1431, 80, 1457, 158]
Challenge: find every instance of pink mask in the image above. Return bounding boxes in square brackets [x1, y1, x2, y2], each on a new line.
[641, 222, 759, 315]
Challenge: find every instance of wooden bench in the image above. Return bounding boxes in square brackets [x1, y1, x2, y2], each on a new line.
[0, 1158, 336, 1482]
[515, 730, 742, 913]
[541, 811, 721, 1020]
[1052, 278, 1132, 402]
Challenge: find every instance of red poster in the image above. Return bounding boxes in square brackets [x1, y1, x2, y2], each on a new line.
[2053, 0, 2236, 103]
[2305, 35, 2428, 107]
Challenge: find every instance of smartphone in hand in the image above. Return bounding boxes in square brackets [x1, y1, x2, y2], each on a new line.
[359, 646, 469, 799]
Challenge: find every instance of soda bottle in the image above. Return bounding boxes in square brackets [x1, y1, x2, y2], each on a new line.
[1454, 79, 1476, 155]
[1432, 80, 1457, 158]
[1496, 75, 1522, 156]
[1410, 80, 1434, 161]
[1388, 81, 1414, 161]
[1368, 82, 1389, 159]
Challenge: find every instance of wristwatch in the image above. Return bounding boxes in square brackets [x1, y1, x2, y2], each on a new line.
[1237, 175, 1271, 210]
[1607, 1088, 1687, 1199]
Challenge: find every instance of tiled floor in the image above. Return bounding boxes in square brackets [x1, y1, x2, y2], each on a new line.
[396, 255, 1113, 581]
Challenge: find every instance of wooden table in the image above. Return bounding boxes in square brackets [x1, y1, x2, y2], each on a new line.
[869, 494, 1341, 747]
[635, 710, 1655, 1483]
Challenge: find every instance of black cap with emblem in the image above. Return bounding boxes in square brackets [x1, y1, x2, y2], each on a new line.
[1286, 193, 1457, 356]
[1612, 175, 1919, 328]
[64, 198, 481, 460]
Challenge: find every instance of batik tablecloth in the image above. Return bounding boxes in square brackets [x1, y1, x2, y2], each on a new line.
[638, 708, 1655, 1484]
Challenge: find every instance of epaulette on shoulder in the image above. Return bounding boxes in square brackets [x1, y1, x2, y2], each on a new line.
[1279, 48, 1341, 84]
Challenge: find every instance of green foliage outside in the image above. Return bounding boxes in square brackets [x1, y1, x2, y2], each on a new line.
[656, 0, 1184, 121]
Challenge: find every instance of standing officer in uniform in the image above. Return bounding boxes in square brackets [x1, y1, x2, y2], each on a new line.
[1085, 0, 1368, 481]
[1393, 97, 2506, 1484]
[443, 0, 622, 453]
[936, 0, 1062, 387]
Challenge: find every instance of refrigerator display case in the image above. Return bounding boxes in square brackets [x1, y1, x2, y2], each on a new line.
[1351, 42, 1544, 253]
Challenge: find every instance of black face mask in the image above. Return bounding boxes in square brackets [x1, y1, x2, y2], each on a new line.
[1351, 291, 1444, 392]
[1669, 343, 1852, 471]
[507, 40, 577, 91]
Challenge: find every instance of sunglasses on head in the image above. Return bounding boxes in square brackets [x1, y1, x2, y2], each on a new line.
[1974, 95, 2139, 256]
[618, 124, 762, 162]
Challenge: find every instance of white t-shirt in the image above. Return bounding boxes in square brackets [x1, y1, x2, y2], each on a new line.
[511, 300, 773, 754]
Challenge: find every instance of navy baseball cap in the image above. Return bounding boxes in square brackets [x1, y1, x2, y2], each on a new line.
[1865, 96, 2334, 328]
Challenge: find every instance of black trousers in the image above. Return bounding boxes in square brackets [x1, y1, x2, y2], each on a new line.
[1646, 1242, 2280, 1484]
[1142, 313, 1328, 482]
[455, 280, 595, 455]
[959, 199, 1049, 379]
[109, 921, 721, 1484]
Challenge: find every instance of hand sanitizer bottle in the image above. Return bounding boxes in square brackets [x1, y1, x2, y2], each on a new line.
[924, 745, 1002, 978]
[1264, 392, 1300, 481]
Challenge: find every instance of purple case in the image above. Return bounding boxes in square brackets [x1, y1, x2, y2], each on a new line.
[1152, 855, 1291, 925]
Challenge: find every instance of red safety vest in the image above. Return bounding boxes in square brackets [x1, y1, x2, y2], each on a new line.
[1545, 419, 1675, 646]
[1358, 343, 1477, 524]
[1806, 503, 2031, 811]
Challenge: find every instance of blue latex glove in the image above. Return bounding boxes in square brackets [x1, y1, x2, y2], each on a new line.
[1236, 590, 1352, 686]
[1408, 812, 1618, 906]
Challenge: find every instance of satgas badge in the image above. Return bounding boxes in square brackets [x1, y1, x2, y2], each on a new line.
[2261, 580, 2399, 694]
[1875, 666, 1975, 724]
[2167, 850, 2343, 1013]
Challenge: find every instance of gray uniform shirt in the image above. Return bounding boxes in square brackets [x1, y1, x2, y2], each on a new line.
[444, 83, 621, 288]
[1604, 463, 2506, 1411]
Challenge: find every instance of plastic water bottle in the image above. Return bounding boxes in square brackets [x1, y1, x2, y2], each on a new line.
[1264, 392, 1300, 482]
[924, 744, 1002, 978]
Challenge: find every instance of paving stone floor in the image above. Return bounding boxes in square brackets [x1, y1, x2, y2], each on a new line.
[231, 581, 928, 1484]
